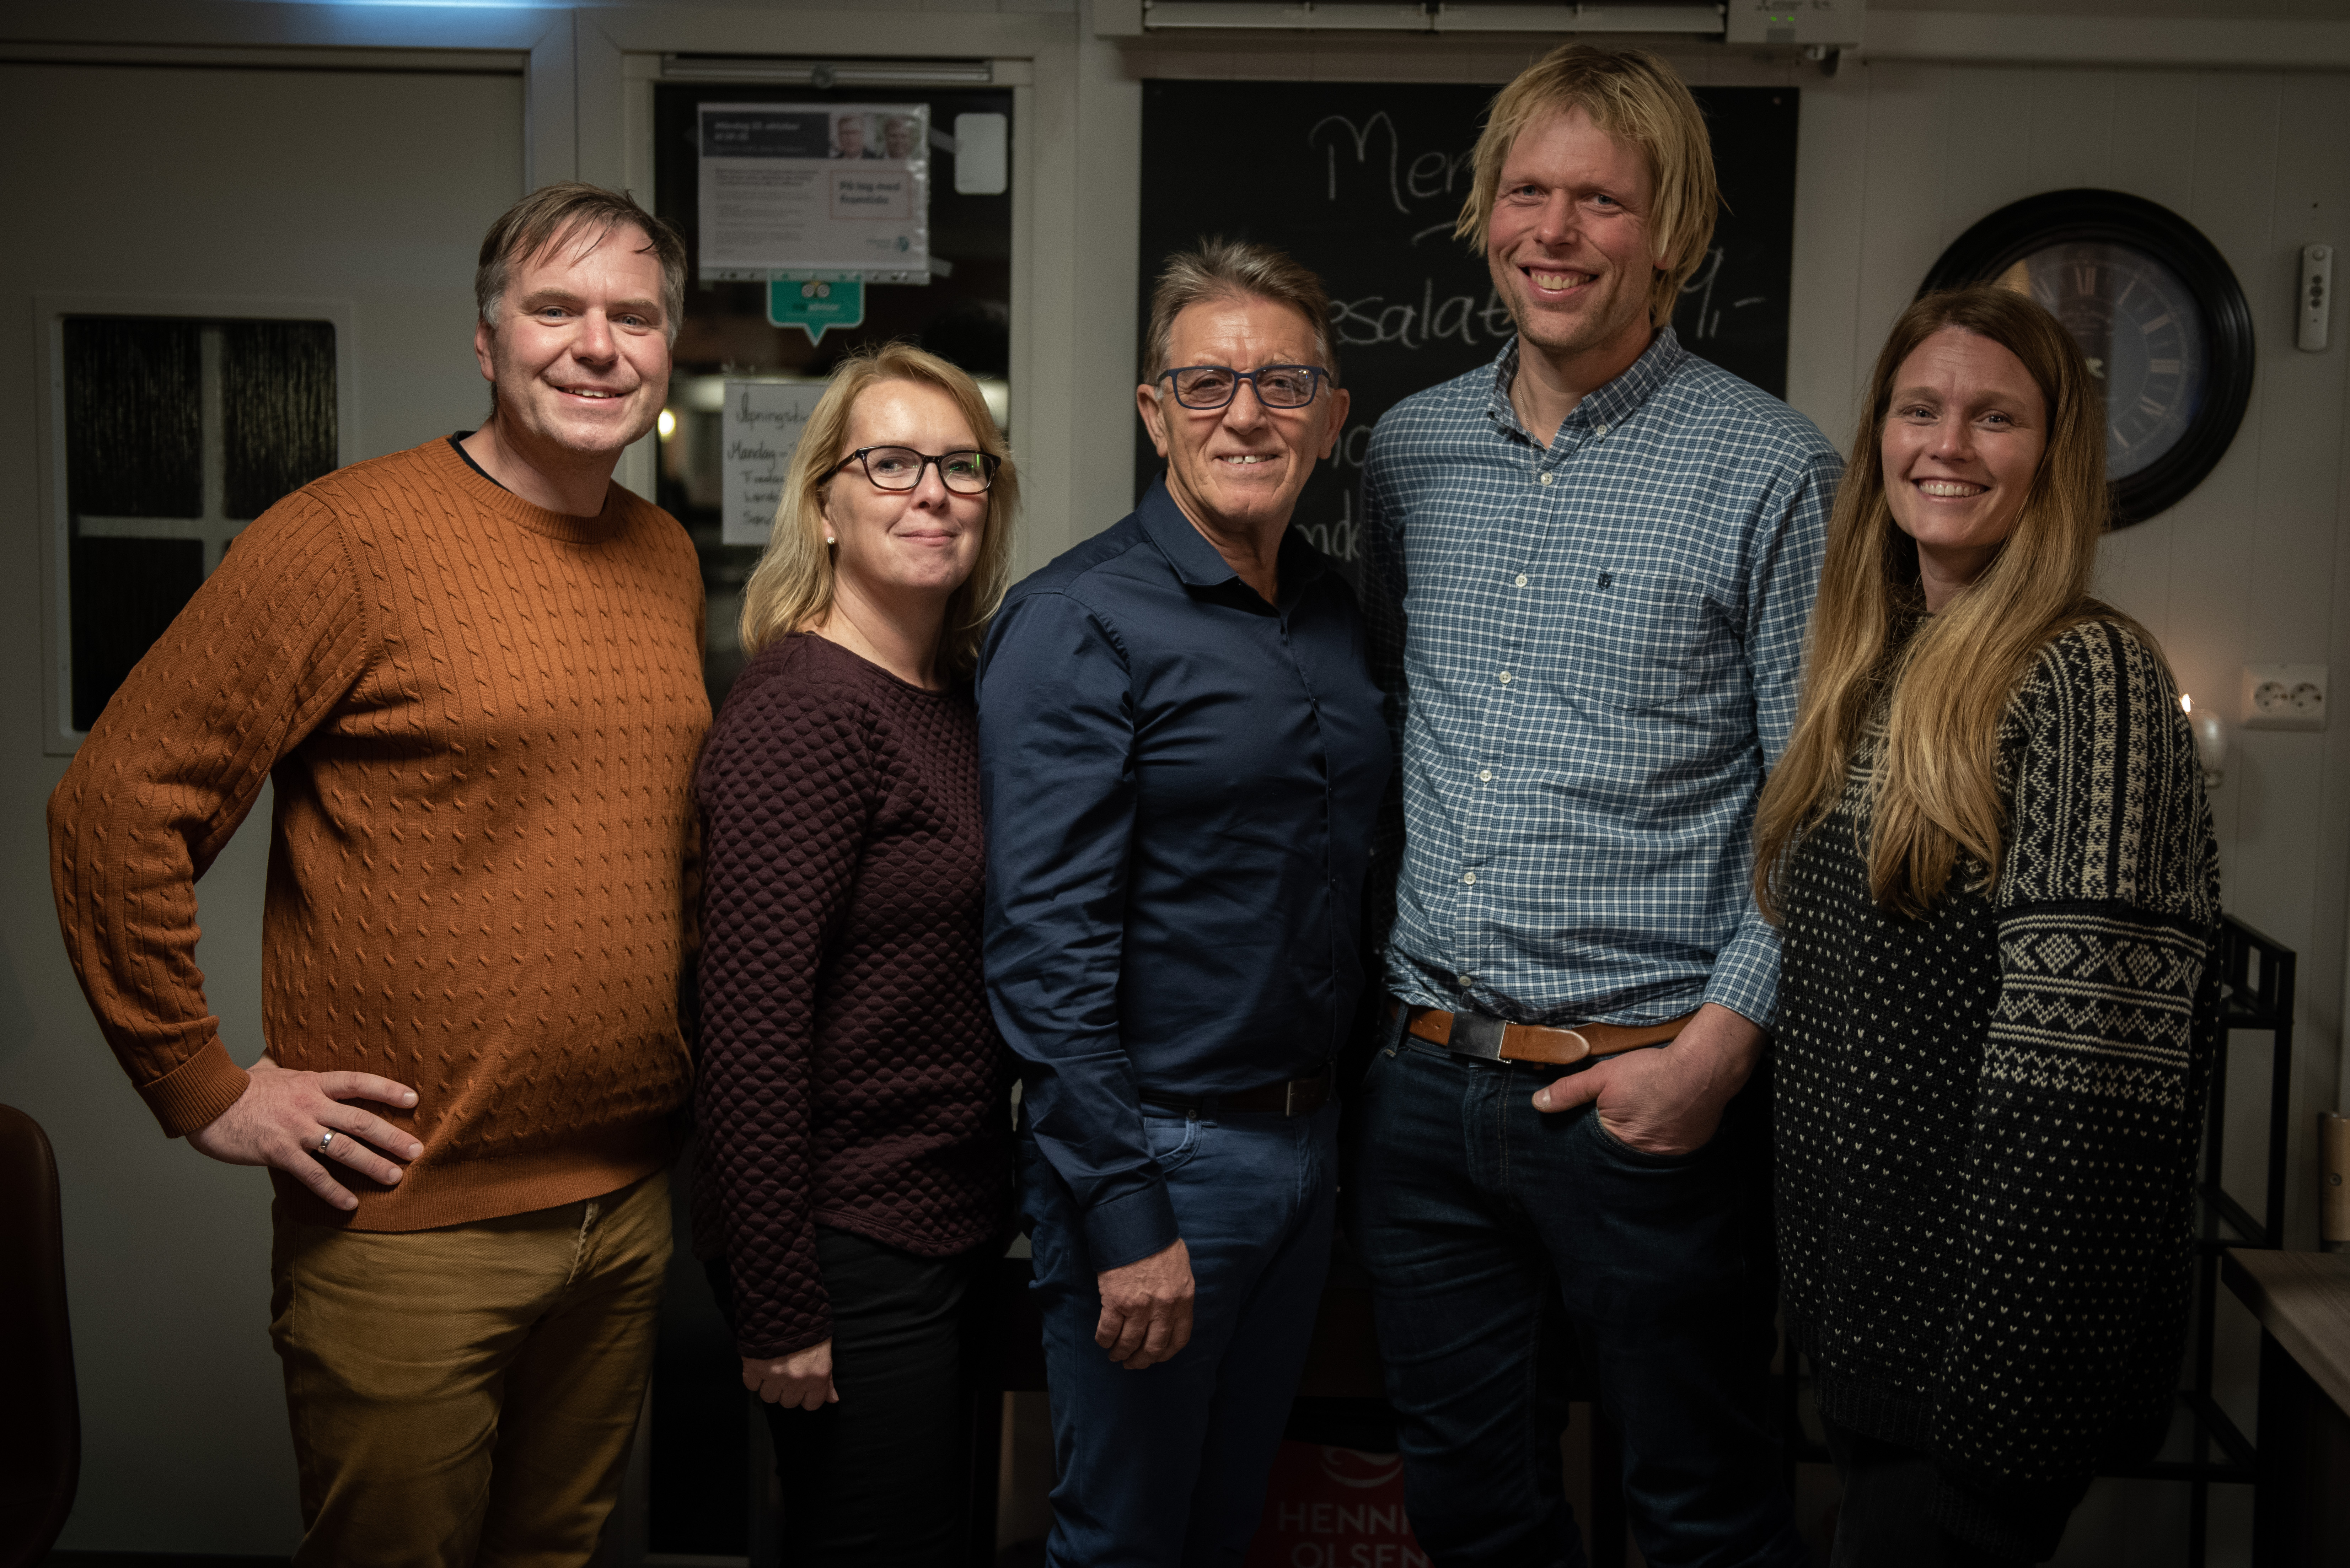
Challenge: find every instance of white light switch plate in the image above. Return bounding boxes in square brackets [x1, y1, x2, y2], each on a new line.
[2243, 662, 2329, 730]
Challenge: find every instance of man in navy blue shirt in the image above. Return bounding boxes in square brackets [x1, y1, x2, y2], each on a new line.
[979, 240, 1389, 1566]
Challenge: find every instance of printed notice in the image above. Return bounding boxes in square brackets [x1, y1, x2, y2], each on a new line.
[721, 381, 830, 547]
[698, 102, 930, 282]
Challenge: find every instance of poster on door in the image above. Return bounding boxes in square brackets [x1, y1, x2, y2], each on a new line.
[697, 102, 930, 284]
[720, 380, 829, 546]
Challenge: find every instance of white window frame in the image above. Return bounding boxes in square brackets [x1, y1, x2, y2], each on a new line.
[34, 293, 358, 756]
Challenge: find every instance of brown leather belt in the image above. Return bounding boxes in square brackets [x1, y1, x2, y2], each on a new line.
[1391, 1001, 1696, 1067]
[1140, 1065, 1333, 1118]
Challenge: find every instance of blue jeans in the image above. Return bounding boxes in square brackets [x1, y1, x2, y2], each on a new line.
[1021, 1099, 1339, 1568]
[1348, 1023, 1805, 1568]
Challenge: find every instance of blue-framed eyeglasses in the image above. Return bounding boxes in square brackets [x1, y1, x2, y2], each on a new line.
[1156, 364, 1331, 410]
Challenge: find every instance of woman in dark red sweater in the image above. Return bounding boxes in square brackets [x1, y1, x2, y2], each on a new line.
[693, 342, 1019, 1566]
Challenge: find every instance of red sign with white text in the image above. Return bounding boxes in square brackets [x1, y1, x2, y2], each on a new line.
[1246, 1443, 1428, 1568]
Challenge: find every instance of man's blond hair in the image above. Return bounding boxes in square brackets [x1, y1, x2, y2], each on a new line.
[1454, 44, 1718, 330]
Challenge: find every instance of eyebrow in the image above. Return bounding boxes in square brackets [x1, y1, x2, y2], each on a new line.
[1889, 385, 2036, 415]
[518, 288, 664, 321]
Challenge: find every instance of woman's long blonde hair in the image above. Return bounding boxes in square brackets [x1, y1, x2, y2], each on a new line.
[1752, 285, 2142, 920]
[738, 341, 1019, 678]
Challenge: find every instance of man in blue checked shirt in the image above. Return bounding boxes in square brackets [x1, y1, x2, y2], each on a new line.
[1351, 45, 1836, 1567]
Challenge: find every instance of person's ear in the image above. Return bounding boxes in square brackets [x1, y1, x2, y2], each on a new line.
[1137, 383, 1173, 459]
[1320, 387, 1352, 461]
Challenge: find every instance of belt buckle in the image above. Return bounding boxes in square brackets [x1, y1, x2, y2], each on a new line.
[1284, 1079, 1298, 1116]
[1449, 1012, 1507, 1061]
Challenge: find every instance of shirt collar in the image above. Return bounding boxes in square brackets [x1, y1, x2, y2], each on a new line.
[1485, 325, 1689, 442]
[1137, 473, 1331, 595]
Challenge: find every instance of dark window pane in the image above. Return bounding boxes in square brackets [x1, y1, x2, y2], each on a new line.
[70, 534, 204, 732]
[64, 318, 201, 519]
[224, 320, 337, 519]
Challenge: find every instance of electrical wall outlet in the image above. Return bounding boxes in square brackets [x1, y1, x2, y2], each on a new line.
[2302, 244, 2334, 352]
[2242, 662, 2329, 731]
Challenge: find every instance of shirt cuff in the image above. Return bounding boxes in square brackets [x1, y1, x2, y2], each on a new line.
[1080, 1175, 1182, 1272]
[1700, 911, 1781, 1031]
[139, 1034, 252, 1139]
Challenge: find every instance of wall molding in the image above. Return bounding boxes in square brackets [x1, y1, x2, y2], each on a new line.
[1862, 11, 2350, 71]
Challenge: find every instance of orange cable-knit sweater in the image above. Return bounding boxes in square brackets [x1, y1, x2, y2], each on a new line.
[49, 436, 710, 1230]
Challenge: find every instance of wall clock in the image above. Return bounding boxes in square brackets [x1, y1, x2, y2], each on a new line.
[1919, 188, 2255, 529]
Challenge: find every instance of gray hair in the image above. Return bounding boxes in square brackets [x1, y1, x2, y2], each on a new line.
[474, 182, 687, 346]
[1142, 237, 1340, 387]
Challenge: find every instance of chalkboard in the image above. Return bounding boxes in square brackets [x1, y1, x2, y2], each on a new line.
[1134, 81, 1799, 574]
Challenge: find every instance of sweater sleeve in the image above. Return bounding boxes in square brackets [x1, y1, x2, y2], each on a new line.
[694, 662, 874, 1359]
[48, 493, 375, 1138]
[1933, 621, 2220, 1507]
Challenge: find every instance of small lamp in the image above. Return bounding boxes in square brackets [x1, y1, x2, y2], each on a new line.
[2181, 694, 2227, 789]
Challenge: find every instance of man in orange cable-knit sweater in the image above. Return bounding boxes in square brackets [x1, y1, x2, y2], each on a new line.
[49, 183, 710, 1567]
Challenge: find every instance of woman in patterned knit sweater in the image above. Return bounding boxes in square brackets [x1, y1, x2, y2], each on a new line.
[693, 344, 1018, 1566]
[1751, 287, 2220, 1566]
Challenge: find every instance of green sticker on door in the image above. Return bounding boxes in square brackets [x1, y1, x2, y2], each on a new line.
[768, 276, 865, 342]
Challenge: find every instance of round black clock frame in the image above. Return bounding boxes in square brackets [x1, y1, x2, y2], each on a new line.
[1919, 188, 2255, 529]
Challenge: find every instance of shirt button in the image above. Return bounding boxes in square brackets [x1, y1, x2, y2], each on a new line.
[1479, 769, 1493, 781]
[1595, 422, 1609, 437]
[1497, 670, 1513, 684]
[1457, 974, 1474, 987]
[1463, 872, 1476, 885]
[1537, 473, 1553, 486]
[1514, 573, 1529, 587]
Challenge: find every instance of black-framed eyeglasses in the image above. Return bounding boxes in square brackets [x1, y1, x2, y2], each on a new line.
[1157, 364, 1331, 410]
[828, 446, 1001, 495]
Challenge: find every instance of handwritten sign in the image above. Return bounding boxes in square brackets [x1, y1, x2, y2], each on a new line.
[1136, 83, 1799, 579]
[721, 381, 829, 546]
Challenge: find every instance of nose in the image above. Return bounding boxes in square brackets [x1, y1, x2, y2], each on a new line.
[573, 308, 618, 366]
[1220, 379, 1270, 433]
[1531, 190, 1579, 250]
[908, 457, 954, 506]
[1926, 414, 1975, 461]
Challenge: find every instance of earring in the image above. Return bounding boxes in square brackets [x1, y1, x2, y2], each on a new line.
[825, 535, 836, 545]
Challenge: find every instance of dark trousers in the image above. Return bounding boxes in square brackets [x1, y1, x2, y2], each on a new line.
[1021, 1099, 1339, 1568]
[1348, 1025, 1806, 1568]
[708, 1227, 991, 1568]
[1821, 1418, 2076, 1567]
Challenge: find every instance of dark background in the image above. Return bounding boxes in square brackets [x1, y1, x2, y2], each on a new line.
[1134, 81, 1801, 578]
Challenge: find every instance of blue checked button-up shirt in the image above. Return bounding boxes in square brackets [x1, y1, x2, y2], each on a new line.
[1362, 329, 1839, 1029]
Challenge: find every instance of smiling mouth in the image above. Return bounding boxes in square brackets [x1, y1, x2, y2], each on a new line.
[1524, 267, 1593, 294]
[1915, 479, 1986, 498]
[559, 387, 626, 401]
[1216, 454, 1277, 466]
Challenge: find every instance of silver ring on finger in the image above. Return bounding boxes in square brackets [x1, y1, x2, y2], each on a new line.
[317, 1130, 337, 1156]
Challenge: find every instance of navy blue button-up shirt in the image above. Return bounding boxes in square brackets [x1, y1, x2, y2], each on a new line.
[978, 478, 1390, 1270]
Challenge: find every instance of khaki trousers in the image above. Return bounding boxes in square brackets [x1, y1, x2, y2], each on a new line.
[269, 1169, 671, 1568]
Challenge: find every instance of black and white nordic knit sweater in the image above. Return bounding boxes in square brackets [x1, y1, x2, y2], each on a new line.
[1776, 618, 2221, 1559]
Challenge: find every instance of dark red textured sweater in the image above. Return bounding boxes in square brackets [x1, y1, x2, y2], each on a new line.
[692, 632, 1012, 1358]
